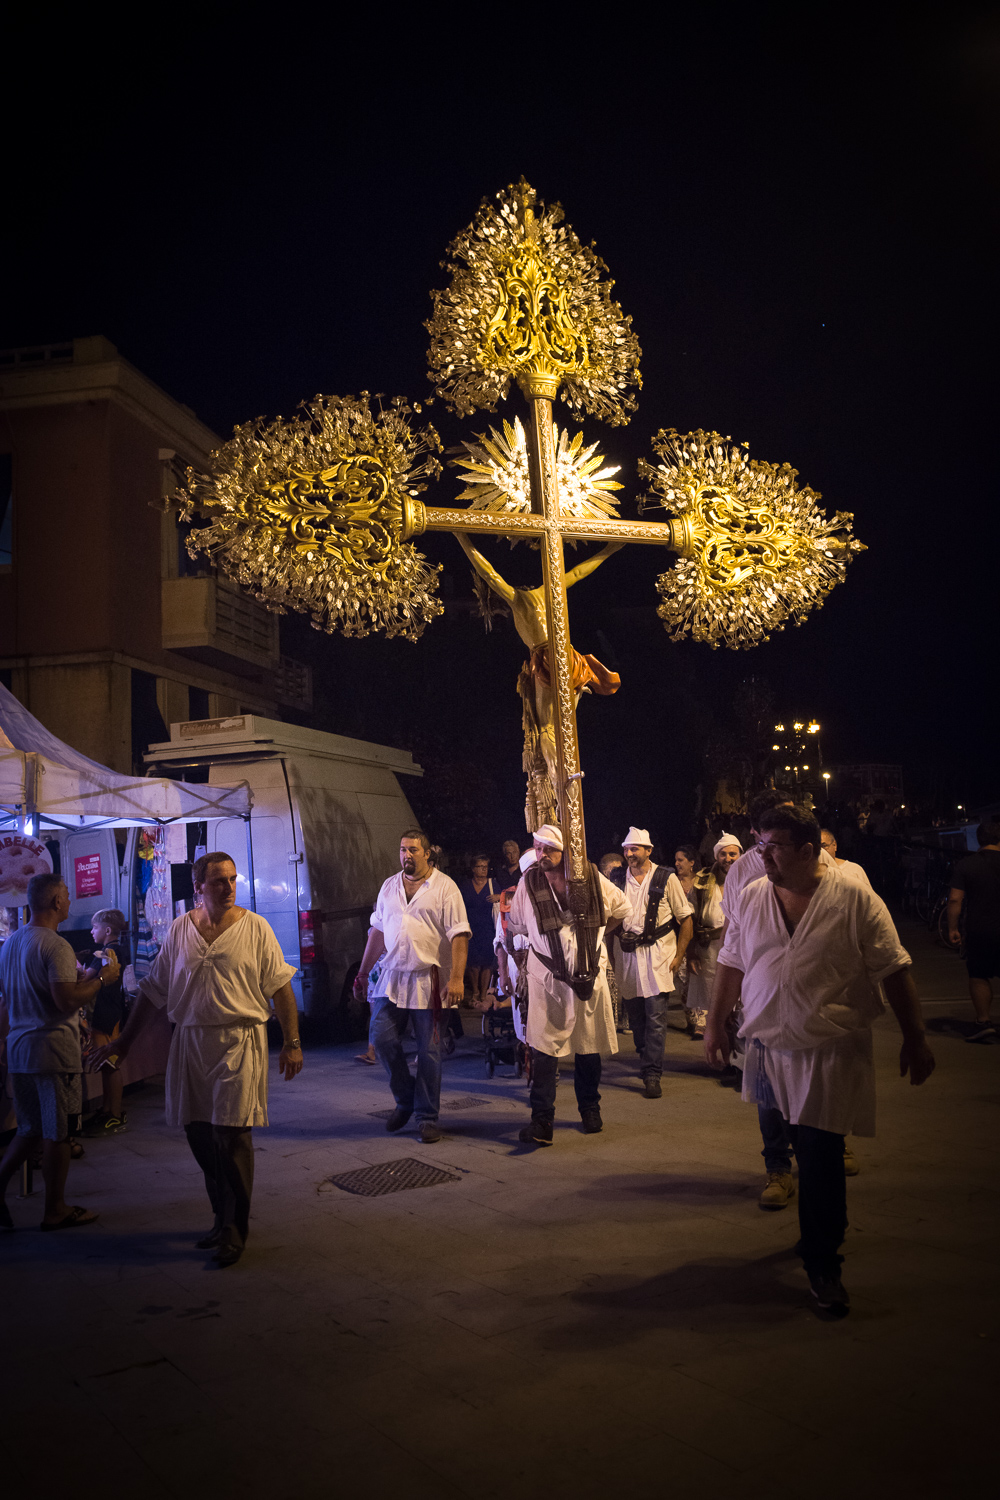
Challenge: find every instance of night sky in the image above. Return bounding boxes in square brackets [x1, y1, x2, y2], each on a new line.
[7, 9, 998, 853]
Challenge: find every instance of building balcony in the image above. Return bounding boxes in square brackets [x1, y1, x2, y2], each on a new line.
[162, 575, 279, 674]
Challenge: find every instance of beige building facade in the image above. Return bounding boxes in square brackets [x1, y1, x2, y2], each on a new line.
[0, 336, 310, 771]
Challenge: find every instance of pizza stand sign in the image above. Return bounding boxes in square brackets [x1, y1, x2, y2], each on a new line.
[0, 834, 54, 902]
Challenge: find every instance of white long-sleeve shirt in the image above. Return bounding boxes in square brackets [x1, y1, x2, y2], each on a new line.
[369, 869, 471, 1010]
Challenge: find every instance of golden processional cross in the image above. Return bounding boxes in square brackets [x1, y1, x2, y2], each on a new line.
[177, 180, 864, 921]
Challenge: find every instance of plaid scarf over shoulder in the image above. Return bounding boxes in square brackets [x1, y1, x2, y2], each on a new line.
[524, 862, 605, 993]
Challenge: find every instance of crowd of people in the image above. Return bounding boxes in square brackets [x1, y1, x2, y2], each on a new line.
[4, 796, 999, 1318]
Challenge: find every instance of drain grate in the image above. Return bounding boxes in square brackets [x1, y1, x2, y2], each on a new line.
[330, 1157, 460, 1197]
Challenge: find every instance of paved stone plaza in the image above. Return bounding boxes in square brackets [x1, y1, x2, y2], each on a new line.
[3, 916, 997, 1500]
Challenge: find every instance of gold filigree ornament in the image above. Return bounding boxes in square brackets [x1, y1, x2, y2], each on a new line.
[453, 416, 622, 544]
[177, 394, 444, 640]
[640, 430, 866, 650]
[428, 179, 642, 425]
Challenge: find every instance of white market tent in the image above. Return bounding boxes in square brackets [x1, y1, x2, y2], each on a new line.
[0, 682, 252, 831]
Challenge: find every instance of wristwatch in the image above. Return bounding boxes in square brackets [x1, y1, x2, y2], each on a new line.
[285, 1037, 302, 1049]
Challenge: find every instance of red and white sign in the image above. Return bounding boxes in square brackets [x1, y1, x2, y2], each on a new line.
[74, 853, 103, 899]
[0, 834, 53, 900]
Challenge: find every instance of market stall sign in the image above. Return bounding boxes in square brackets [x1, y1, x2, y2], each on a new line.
[0, 835, 53, 900]
[74, 853, 103, 899]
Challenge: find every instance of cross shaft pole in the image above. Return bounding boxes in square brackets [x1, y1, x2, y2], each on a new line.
[403, 415, 688, 897]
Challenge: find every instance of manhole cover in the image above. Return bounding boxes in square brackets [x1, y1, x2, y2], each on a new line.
[329, 1157, 461, 1197]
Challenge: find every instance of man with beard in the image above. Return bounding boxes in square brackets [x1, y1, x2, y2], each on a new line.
[610, 827, 694, 1097]
[354, 830, 470, 1145]
[507, 825, 630, 1144]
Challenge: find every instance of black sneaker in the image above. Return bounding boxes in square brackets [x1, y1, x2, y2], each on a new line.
[808, 1273, 850, 1317]
[642, 1075, 662, 1099]
[580, 1109, 603, 1134]
[966, 1023, 999, 1044]
[385, 1107, 413, 1132]
[518, 1117, 553, 1146]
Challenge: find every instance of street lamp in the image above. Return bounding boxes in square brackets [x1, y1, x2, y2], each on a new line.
[822, 772, 831, 784]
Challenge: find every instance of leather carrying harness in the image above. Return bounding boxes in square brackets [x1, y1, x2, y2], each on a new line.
[611, 863, 678, 952]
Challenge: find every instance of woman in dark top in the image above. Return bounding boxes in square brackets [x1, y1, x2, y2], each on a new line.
[460, 856, 498, 1006]
[79, 909, 130, 1136]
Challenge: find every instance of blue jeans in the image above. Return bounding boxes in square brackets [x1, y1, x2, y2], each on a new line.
[370, 998, 442, 1124]
[625, 991, 668, 1077]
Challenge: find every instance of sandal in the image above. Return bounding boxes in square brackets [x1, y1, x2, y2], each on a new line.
[40, 1206, 99, 1231]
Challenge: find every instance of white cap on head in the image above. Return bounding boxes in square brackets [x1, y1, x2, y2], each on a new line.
[622, 827, 652, 848]
[519, 849, 537, 873]
[713, 832, 743, 861]
[533, 824, 564, 852]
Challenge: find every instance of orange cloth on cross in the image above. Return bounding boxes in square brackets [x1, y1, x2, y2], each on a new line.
[529, 642, 620, 696]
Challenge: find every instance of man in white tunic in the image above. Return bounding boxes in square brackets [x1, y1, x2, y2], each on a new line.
[354, 830, 470, 1145]
[720, 793, 844, 1205]
[507, 824, 630, 1146]
[610, 826, 693, 1098]
[705, 805, 934, 1316]
[102, 852, 301, 1267]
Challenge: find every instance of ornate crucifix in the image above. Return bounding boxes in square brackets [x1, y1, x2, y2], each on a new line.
[178, 179, 863, 936]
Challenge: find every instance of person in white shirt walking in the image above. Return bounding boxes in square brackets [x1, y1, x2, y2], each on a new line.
[610, 827, 693, 1098]
[507, 824, 630, 1145]
[721, 793, 845, 1198]
[354, 830, 470, 1145]
[97, 852, 302, 1267]
[705, 805, 935, 1316]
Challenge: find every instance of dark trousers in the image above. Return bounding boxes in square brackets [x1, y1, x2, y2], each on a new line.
[185, 1121, 254, 1249]
[625, 991, 668, 1077]
[529, 1050, 601, 1122]
[758, 1105, 794, 1173]
[788, 1123, 848, 1278]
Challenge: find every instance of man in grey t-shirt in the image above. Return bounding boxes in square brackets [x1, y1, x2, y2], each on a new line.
[0, 872, 119, 1230]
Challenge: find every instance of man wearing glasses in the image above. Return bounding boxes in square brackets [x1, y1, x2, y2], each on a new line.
[705, 805, 934, 1317]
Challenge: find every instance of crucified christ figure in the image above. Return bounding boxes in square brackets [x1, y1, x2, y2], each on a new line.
[456, 535, 623, 832]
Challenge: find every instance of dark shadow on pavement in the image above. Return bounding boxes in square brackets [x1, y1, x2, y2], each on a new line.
[575, 1171, 760, 1201]
[543, 1249, 806, 1350]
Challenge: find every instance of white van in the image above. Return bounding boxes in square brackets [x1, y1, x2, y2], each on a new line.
[143, 715, 422, 1024]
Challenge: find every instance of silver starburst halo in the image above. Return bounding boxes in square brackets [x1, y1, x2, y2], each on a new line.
[640, 429, 865, 650]
[454, 416, 622, 544]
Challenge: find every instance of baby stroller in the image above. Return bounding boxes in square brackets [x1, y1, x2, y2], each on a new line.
[483, 999, 526, 1078]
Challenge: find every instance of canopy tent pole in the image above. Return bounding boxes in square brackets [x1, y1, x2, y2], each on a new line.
[244, 816, 256, 912]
